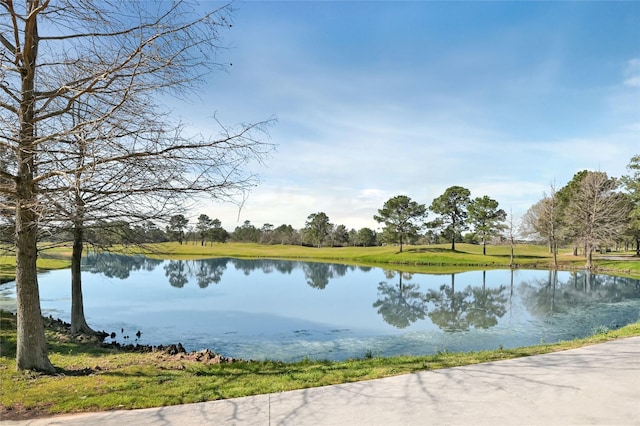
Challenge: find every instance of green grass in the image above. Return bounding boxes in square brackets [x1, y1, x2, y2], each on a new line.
[127, 242, 636, 277]
[0, 255, 71, 283]
[2, 242, 637, 280]
[1, 309, 639, 419]
[139, 241, 563, 267]
[1, 243, 638, 419]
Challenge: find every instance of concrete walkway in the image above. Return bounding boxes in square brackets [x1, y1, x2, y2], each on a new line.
[4, 337, 640, 426]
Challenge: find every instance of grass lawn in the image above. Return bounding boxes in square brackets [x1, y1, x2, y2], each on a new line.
[0, 255, 70, 283]
[0, 242, 638, 419]
[129, 241, 637, 277]
[2, 242, 638, 279]
[1, 310, 639, 420]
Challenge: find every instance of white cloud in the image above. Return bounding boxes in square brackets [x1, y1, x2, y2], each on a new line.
[624, 58, 640, 88]
[181, 5, 640, 234]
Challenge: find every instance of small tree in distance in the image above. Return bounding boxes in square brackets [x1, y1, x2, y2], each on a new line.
[210, 219, 229, 244]
[374, 195, 427, 253]
[168, 215, 189, 244]
[521, 185, 563, 267]
[428, 186, 471, 251]
[468, 195, 507, 255]
[505, 208, 518, 266]
[357, 227, 378, 247]
[196, 214, 213, 246]
[304, 212, 332, 248]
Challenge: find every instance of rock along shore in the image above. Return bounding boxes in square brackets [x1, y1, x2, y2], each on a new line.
[42, 314, 238, 364]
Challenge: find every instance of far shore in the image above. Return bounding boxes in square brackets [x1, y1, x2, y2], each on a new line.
[2, 242, 639, 286]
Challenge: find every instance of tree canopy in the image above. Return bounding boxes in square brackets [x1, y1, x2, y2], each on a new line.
[304, 212, 332, 248]
[374, 195, 426, 253]
[428, 186, 471, 250]
[468, 195, 507, 255]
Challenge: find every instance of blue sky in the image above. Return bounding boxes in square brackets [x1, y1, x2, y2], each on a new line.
[178, 1, 640, 232]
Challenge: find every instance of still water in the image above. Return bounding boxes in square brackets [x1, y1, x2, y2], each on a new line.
[2, 254, 639, 361]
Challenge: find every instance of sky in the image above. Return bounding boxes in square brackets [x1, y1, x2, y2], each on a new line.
[174, 1, 640, 232]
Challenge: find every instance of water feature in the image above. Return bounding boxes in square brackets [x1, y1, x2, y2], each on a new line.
[1, 253, 639, 361]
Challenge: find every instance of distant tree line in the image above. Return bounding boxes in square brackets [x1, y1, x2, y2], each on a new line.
[11, 156, 636, 270]
[24, 155, 636, 269]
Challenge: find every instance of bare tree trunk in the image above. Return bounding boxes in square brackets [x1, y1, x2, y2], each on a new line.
[509, 244, 514, 266]
[70, 224, 95, 334]
[508, 209, 515, 266]
[15, 200, 54, 373]
[14, 1, 54, 372]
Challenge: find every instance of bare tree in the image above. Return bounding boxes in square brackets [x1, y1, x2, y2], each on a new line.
[521, 185, 562, 267]
[0, 1, 272, 372]
[44, 103, 270, 336]
[556, 171, 589, 256]
[505, 208, 518, 267]
[567, 171, 629, 269]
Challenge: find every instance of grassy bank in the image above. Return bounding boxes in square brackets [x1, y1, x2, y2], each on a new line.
[1, 243, 637, 281]
[132, 242, 639, 277]
[1, 309, 639, 420]
[0, 255, 71, 283]
[136, 241, 557, 266]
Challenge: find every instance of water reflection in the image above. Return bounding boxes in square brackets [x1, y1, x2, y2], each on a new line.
[467, 277, 508, 329]
[83, 253, 162, 279]
[162, 259, 229, 289]
[164, 260, 189, 288]
[83, 255, 369, 291]
[519, 269, 640, 318]
[302, 262, 354, 289]
[194, 259, 227, 288]
[373, 271, 427, 329]
[76, 254, 640, 356]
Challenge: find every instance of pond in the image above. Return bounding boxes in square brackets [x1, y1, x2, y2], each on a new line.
[1, 254, 639, 361]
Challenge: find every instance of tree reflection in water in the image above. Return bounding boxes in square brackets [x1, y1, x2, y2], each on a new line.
[226, 259, 353, 289]
[194, 258, 228, 288]
[164, 260, 189, 288]
[81, 254, 640, 338]
[424, 272, 508, 332]
[83, 253, 162, 279]
[466, 271, 508, 329]
[301, 262, 353, 289]
[519, 269, 640, 317]
[425, 274, 471, 331]
[164, 258, 230, 288]
[373, 271, 427, 328]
